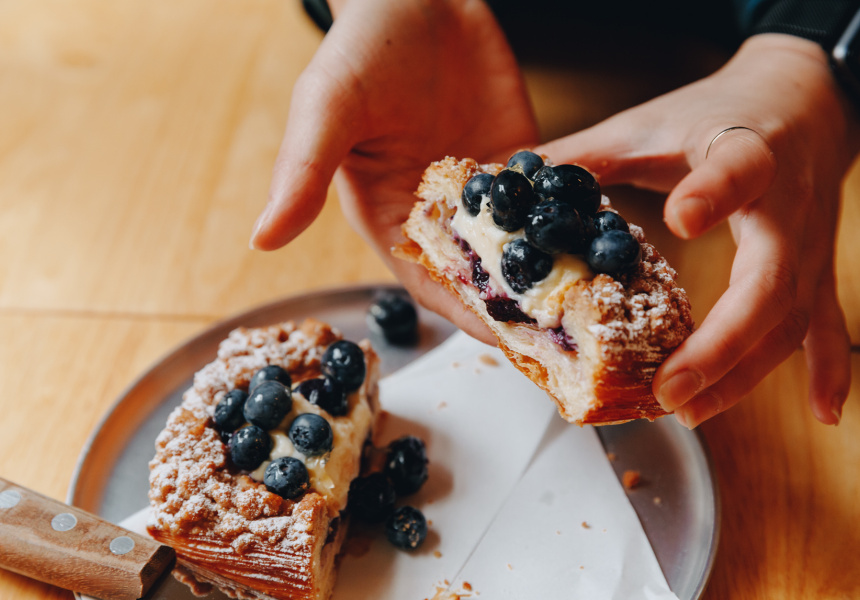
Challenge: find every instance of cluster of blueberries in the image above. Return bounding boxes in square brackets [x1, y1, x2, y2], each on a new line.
[349, 436, 430, 550]
[213, 339, 367, 501]
[462, 150, 642, 292]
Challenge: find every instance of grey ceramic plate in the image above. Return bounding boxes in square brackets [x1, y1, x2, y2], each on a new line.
[68, 284, 719, 599]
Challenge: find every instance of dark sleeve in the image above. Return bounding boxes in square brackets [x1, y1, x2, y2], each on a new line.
[733, 0, 860, 47]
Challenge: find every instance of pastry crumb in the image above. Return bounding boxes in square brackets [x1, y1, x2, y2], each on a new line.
[606, 452, 617, 462]
[434, 550, 442, 558]
[622, 469, 641, 489]
[506, 563, 514, 571]
[478, 354, 499, 366]
[653, 496, 662, 505]
[581, 521, 590, 529]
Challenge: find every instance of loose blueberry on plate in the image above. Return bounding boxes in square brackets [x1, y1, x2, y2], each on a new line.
[213, 389, 248, 432]
[321, 340, 366, 392]
[462, 172, 494, 217]
[587, 230, 642, 275]
[506, 150, 544, 180]
[296, 377, 348, 417]
[501, 238, 553, 294]
[524, 198, 588, 255]
[592, 210, 629, 234]
[264, 456, 310, 500]
[288, 413, 334, 456]
[490, 169, 537, 232]
[230, 425, 272, 471]
[384, 436, 429, 496]
[249, 364, 292, 392]
[385, 506, 428, 550]
[348, 472, 397, 523]
[533, 164, 601, 215]
[367, 294, 419, 345]
[243, 380, 292, 430]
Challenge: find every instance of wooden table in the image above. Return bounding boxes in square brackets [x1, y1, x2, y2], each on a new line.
[1, 2, 857, 598]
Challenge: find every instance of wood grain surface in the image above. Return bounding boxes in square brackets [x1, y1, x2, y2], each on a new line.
[0, 2, 857, 598]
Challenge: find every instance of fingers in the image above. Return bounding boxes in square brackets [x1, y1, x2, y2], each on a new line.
[535, 110, 691, 192]
[664, 126, 777, 239]
[654, 220, 802, 416]
[802, 271, 851, 424]
[250, 44, 363, 251]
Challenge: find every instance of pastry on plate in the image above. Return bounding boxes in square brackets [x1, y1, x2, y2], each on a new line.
[147, 319, 379, 600]
[397, 152, 693, 425]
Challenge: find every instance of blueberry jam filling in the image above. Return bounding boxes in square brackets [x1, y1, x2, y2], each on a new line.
[549, 327, 578, 352]
[484, 297, 537, 324]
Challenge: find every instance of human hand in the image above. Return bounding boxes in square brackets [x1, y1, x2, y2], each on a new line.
[539, 33, 860, 428]
[251, 0, 538, 342]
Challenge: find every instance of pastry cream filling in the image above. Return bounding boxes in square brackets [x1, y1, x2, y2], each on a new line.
[248, 388, 373, 512]
[451, 195, 592, 329]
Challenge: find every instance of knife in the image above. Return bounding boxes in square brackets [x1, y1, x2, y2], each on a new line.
[0, 477, 228, 600]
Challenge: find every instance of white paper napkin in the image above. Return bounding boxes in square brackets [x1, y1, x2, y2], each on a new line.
[333, 331, 678, 600]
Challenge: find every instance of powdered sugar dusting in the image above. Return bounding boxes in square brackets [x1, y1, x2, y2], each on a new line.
[147, 319, 376, 598]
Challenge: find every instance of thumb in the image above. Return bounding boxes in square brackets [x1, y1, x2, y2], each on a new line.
[250, 46, 364, 251]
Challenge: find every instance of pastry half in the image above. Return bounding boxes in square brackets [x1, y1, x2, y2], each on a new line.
[397, 155, 693, 425]
[147, 319, 379, 600]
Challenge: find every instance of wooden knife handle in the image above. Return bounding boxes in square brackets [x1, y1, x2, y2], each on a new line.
[0, 478, 174, 600]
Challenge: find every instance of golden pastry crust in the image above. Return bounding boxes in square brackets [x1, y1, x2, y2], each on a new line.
[147, 319, 379, 600]
[397, 156, 693, 425]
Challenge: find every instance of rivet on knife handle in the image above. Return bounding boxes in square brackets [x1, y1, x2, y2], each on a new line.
[0, 478, 174, 600]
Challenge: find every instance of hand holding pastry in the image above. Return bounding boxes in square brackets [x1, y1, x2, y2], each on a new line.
[250, 0, 539, 343]
[538, 34, 860, 428]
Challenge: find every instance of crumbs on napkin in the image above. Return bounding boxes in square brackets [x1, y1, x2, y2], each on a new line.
[478, 354, 499, 367]
[427, 580, 477, 600]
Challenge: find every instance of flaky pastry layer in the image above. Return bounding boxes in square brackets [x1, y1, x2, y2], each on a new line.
[147, 319, 379, 600]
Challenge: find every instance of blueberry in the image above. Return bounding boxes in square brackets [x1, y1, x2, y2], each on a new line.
[288, 413, 333, 456]
[586, 230, 642, 275]
[367, 294, 418, 345]
[384, 436, 429, 496]
[592, 210, 629, 234]
[264, 456, 310, 500]
[348, 472, 396, 523]
[506, 150, 544, 180]
[461, 173, 494, 217]
[213, 389, 248, 432]
[501, 239, 553, 294]
[229, 425, 272, 471]
[533, 164, 601, 215]
[295, 377, 348, 417]
[385, 506, 428, 550]
[321, 340, 366, 392]
[490, 169, 537, 232]
[243, 380, 291, 430]
[249, 365, 292, 392]
[524, 199, 588, 255]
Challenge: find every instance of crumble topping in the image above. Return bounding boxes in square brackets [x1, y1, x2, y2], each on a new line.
[148, 319, 374, 561]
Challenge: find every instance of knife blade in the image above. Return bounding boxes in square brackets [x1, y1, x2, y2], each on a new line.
[0, 477, 228, 600]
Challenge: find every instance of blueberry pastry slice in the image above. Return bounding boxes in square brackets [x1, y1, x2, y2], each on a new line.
[397, 154, 694, 425]
[147, 319, 379, 600]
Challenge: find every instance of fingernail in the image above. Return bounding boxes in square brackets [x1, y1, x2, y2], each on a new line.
[672, 197, 710, 239]
[674, 409, 691, 429]
[657, 369, 704, 412]
[249, 204, 273, 250]
[831, 396, 843, 425]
